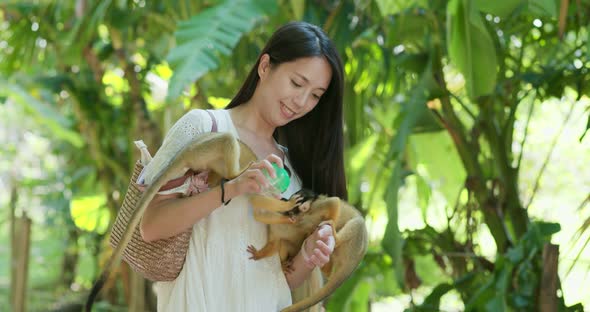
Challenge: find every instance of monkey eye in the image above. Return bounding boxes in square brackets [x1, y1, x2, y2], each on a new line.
[299, 201, 311, 212]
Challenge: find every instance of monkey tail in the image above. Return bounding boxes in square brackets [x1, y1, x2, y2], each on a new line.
[84, 165, 174, 310]
[85, 267, 109, 311]
[290, 267, 324, 312]
[283, 219, 368, 312]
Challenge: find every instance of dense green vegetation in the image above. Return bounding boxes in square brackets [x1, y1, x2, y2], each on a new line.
[1, 0, 589, 311]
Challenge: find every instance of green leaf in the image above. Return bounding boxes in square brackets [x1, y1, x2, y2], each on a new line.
[528, 0, 557, 17]
[473, 0, 525, 17]
[325, 272, 361, 311]
[386, 12, 431, 47]
[344, 280, 371, 312]
[485, 296, 507, 312]
[382, 160, 405, 287]
[290, 0, 305, 19]
[506, 245, 525, 263]
[447, 0, 497, 99]
[419, 283, 454, 310]
[415, 174, 431, 221]
[382, 69, 430, 288]
[64, 0, 113, 60]
[375, 0, 428, 16]
[70, 195, 110, 234]
[346, 134, 379, 203]
[534, 221, 561, 237]
[408, 131, 466, 206]
[166, 0, 277, 100]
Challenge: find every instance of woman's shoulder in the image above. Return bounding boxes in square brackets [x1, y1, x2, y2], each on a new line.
[168, 109, 215, 136]
[182, 108, 210, 122]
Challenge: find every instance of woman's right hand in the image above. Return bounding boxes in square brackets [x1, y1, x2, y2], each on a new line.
[225, 154, 284, 199]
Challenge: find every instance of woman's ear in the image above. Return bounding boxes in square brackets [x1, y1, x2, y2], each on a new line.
[258, 53, 271, 80]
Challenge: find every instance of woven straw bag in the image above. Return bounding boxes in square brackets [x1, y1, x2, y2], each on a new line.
[110, 110, 218, 281]
[109, 159, 192, 281]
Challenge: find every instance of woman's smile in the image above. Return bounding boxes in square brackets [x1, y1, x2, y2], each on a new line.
[280, 101, 297, 119]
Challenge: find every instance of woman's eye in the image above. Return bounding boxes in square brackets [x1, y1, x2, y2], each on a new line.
[313, 94, 321, 100]
[291, 80, 301, 87]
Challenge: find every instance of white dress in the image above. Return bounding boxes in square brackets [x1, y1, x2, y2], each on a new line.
[140, 109, 299, 312]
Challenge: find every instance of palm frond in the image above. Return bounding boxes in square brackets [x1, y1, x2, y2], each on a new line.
[165, 0, 277, 100]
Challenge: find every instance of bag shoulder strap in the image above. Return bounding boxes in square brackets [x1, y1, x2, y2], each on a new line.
[153, 110, 218, 191]
[205, 109, 218, 133]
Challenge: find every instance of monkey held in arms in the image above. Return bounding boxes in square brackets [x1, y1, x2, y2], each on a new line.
[248, 190, 369, 312]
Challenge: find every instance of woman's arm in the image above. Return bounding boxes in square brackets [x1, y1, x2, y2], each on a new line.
[284, 224, 335, 289]
[140, 183, 239, 242]
[140, 154, 282, 242]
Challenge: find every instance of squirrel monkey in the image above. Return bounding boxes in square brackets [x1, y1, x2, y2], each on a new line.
[85, 132, 294, 311]
[248, 190, 369, 312]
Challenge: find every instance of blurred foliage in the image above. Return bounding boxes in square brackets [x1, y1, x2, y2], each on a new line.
[0, 0, 589, 310]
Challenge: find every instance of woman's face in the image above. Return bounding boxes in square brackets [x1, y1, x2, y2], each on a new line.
[256, 54, 332, 126]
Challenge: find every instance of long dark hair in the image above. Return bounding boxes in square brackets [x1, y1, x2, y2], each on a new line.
[226, 21, 347, 200]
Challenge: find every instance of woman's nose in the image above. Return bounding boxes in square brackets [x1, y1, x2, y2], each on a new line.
[293, 91, 309, 108]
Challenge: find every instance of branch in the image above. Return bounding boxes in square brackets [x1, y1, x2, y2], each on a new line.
[448, 92, 477, 120]
[516, 90, 537, 170]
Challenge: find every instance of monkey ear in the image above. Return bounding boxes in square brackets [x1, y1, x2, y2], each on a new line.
[249, 194, 295, 212]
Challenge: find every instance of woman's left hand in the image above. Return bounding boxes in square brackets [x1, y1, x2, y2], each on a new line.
[302, 223, 336, 269]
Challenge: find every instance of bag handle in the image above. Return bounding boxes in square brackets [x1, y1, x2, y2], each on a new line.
[205, 109, 218, 133]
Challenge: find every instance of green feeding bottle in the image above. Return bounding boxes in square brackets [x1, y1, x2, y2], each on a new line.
[262, 163, 290, 196]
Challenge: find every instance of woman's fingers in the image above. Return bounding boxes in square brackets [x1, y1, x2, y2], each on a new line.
[317, 225, 333, 239]
[309, 249, 330, 267]
[265, 153, 283, 169]
[245, 169, 269, 191]
[248, 158, 276, 179]
[315, 240, 333, 255]
[317, 225, 335, 251]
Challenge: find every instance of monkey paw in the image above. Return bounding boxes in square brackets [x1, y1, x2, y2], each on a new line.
[282, 259, 295, 274]
[247, 245, 260, 260]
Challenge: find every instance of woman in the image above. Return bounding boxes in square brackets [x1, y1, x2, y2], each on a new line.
[139, 21, 347, 311]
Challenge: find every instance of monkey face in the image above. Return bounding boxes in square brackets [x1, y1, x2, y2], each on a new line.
[282, 189, 317, 216]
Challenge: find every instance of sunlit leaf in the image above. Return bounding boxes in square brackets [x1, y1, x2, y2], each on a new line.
[409, 131, 466, 205]
[208, 96, 231, 109]
[415, 174, 431, 221]
[69, 195, 110, 234]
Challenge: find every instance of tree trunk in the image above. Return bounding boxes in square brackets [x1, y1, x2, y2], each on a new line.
[9, 183, 17, 305]
[61, 224, 80, 288]
[539, 243, 559, 312]
[12, 214, 32, 312]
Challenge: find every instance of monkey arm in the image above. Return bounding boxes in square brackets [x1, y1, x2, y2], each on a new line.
[247, 240, 279, 260]
[249, 194, 297, 212]
[253, 208, 296, 224]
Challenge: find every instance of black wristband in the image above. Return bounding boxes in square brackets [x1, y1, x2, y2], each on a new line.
[220, 178, 232, 205]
